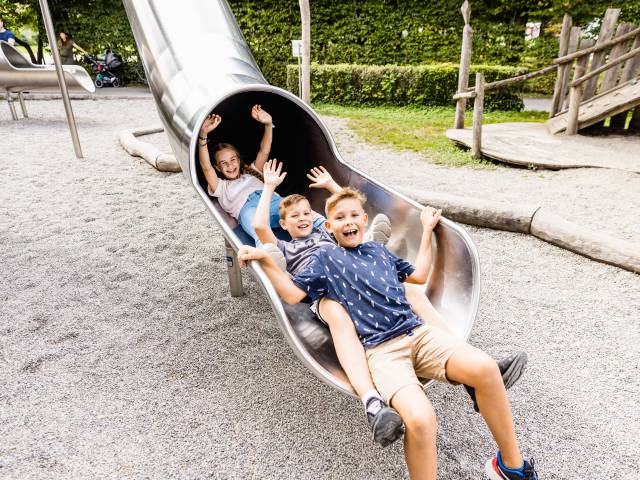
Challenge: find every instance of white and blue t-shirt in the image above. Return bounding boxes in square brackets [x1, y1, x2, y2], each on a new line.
[292, 242, 422, 348]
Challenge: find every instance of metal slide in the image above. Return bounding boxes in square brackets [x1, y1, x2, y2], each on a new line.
[0, 41, 94, 119]
[122, 0, 480, 396]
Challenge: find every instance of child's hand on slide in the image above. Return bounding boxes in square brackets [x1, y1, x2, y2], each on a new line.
[420, 206, 442, 231]
[238, 245, 268, 267]
[263, 159, 287, 188]
[307, 166, 335, 190]
[251, 104, 273, 125]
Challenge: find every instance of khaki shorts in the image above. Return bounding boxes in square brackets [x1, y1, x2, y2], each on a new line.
[365, 324, 466, 403]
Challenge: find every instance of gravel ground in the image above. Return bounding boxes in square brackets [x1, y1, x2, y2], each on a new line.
[1, 99, 639, 480]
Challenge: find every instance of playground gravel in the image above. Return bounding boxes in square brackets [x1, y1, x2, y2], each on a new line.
[1, 99, 639, 480]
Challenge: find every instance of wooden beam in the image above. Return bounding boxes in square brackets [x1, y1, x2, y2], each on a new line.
[454, 0, 473, 129]
[453, 90, 477, 100]
[583, 8, 620, 100]
[602, 23, 634, 91]
[553, 25, 640, 65]
[571, 46, 640, 87]
[559, 27, 582, 111]
[566, 58, 588, 135]
[550, 14, 573, 117]
[471, 72, 484, 158]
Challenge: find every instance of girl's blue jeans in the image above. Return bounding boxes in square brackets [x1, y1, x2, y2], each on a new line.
[238, 190, 324, 246]
[238, 190, 283, 246]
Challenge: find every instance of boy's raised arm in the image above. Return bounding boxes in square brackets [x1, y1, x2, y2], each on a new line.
[238, 246, 307, 304]
[405, 206, 442, 284]
[251, 105, 273, 172]
[307, 166, 343, 194]
[252, 159, 284, 245]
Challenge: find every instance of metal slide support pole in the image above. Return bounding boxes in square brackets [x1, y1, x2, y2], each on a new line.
[17, 92, 28, 118]
[38, 0, 84, 159]
[224, 239, 244, 297]
[6, 92, 18, 120]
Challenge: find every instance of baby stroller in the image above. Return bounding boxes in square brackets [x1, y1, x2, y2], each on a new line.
[85, 49, 124, 88]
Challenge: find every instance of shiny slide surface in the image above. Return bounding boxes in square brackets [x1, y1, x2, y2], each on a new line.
[0, 41, 95, 93]
[122, 0, 480, 396]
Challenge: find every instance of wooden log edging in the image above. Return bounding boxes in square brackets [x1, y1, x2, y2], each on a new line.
[118, 126, 181, 173]
[406, 188, 640, 274]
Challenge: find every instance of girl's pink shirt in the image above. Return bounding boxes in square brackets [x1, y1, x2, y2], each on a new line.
[208, 172, 264, 219]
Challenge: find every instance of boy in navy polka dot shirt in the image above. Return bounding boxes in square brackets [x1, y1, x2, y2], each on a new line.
[238, 188, 538, 480]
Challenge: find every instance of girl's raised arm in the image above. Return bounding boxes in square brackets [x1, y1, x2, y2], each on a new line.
[251, 104, 273, 172]
[198, 114, 222, 193]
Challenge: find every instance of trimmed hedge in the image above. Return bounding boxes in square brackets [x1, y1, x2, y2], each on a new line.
[286, 64, 526, 111]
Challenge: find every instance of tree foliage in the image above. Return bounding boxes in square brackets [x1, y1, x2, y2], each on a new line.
[1, 0, 638, 89]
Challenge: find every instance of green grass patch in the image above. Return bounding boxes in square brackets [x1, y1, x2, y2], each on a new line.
[313, 104, 548, 168]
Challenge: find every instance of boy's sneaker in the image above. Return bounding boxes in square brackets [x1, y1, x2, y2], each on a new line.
[365, 397, 404, 447]
[485, 452, 538, 479]
[261, 243, 287, 271]
[464, 351, 528, 412]
[366, 214, 392, 245]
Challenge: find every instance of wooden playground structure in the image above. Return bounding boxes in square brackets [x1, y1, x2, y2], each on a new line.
[447, 4, 640, 170]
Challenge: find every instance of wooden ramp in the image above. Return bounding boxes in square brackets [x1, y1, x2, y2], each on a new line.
[446, 122, 640, 172]
[547, 79, 640, 134]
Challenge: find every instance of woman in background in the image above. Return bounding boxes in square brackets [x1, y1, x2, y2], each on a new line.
[58, 31, 87, 65]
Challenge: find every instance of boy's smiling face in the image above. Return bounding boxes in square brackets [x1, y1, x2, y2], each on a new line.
[325, 198, 369, 248]
[280, 199, 314, 238]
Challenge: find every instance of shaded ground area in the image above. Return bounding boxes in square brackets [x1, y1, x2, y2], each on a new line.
[1, 99, 639, 479]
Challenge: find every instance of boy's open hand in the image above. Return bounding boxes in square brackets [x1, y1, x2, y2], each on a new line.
[251, 104, 273, 125]
[307, 166, 335, 190]
[263, 159, 287, 188]
[421, 206, 442, 231]
[200, 114, 221, 135]
[238, 245, 268, 267]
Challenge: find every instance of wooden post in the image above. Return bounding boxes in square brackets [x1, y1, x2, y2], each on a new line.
[611, 25, 638, 128]
[550, 14, 573, 117]
[471, 72, 484, 158]
[298, 0, 311, 104]
[558, 27, 581, 111]
[582, 8, 620, 100]
[454, 1, 472, 129]
[565, 59, 587, 135]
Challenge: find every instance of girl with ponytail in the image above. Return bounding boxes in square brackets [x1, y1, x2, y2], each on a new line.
[198, 105, 317, 245]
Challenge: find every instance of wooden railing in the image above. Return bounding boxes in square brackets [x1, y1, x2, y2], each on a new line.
[453, 5, 640, 158]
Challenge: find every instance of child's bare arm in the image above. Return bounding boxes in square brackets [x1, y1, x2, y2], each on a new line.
[251, 105, 273, 172]
[307, 166, 343, 194]
[405, 206, 441, 284]
[198, 114, 222, 192]
[252, 159, 285, 245]
[238, 246, 307, 304]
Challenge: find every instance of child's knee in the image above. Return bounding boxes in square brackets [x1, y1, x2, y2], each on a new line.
[403, 406, 437, 439]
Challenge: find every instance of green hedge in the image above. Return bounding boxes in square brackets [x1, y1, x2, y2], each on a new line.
[286, 64, 526, 111]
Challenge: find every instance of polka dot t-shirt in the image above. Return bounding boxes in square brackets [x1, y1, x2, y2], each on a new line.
[292, 242, 422, 348]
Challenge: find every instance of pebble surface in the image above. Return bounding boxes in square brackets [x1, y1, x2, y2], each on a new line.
[1, 99, 639, 479]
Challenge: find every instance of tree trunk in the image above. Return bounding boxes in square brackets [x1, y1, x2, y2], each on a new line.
[299, 0, 311, 104]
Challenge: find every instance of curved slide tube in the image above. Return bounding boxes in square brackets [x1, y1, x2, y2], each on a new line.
[122, 0, 480, 396]
[0, 41, 94, 120]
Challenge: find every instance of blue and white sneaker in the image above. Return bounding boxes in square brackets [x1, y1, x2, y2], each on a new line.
[485, 452, 539, 479]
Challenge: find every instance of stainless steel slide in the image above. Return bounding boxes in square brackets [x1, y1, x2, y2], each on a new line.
[122, 0, 480, 396]
[0, 41, 94, 119]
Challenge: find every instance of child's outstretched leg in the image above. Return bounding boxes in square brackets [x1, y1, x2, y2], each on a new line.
[390, 385, 437, 480]
[445, 346, 538, 478]
[318, 298, 404, 447]
[404, 285, 528, 413]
